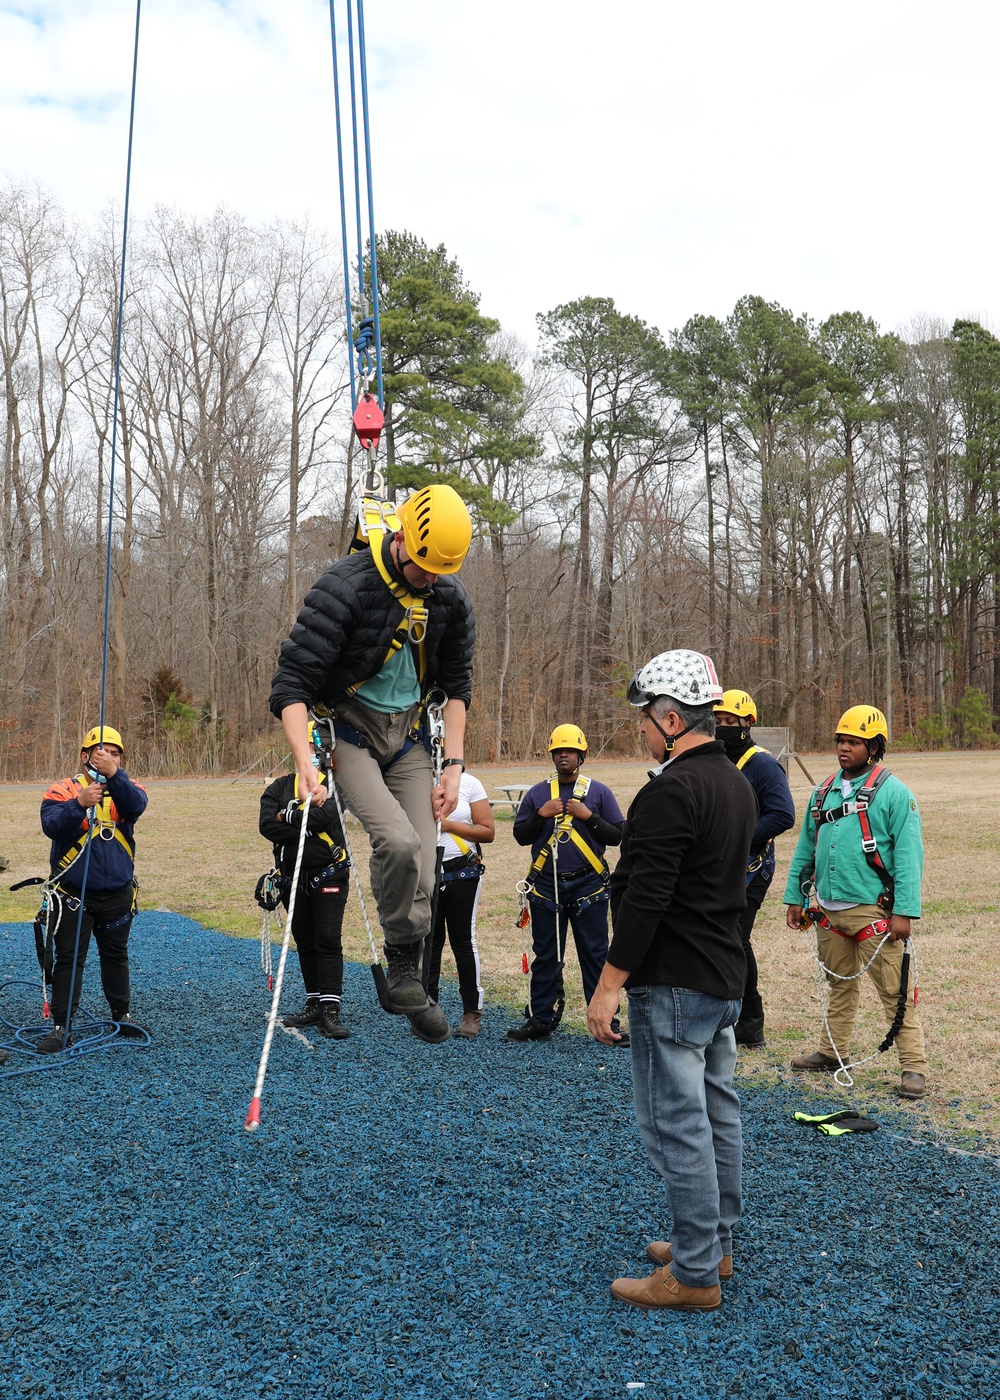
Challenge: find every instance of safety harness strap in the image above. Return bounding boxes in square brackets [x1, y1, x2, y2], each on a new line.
[807, 764, 895, 912]
[57, 778, 134, 872]
[530, 775, 605, 876]
[735, 744, 763, 771]
[348, 527, 427, 686]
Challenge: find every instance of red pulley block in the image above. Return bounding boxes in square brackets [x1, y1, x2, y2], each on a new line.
[353, 394, 384, 450]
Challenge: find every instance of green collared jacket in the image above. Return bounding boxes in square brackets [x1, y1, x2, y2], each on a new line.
[783, 767, 924, 917]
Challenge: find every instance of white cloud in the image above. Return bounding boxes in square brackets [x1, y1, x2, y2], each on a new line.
[3, 0, 999, 345]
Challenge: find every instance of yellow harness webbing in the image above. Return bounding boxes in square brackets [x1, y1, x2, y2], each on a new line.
[735, 745, 763, 772]
[345, 526, 428, 690]
[57, 777, 134, 872]
[530, 774, 605, 876]
[292, 773, 346, 861]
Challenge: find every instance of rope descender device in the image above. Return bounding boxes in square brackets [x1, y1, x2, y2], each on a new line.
[353, 393, 383, 452]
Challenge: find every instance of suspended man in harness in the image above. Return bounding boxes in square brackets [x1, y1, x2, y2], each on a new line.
[36, 725, 148, 1053]
[507, 725, 625, 1043]
[269, 482, 475, 1045]
[784, 706, 929, 1100]
[713, 689, 795, 1048]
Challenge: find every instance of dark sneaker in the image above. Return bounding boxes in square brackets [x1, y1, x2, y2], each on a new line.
[734, 1015, 766, 1048]
[36, 1024, 73, 1054]
[505, 1017, 556, 1042]
[384, 942, 430, 1012]
[0, 1047, 8, 1066]
[610, 1019, 630, 1048]
[115, 1013, 150, 1041]
[408, 1001, 451, 1043]
[282, 1000, 322, 1029]
[317, 1004, 350, 1040]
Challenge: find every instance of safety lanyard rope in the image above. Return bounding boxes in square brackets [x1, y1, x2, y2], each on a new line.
[328, 0, 384, 414]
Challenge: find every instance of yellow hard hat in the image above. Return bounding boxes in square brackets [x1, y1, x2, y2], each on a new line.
[81, 725, 124, 754]
[714, 689, 757, 723]
[835, 706, 888, 742]
[548, 724, 588, 754]
[397, 484, 473, 575]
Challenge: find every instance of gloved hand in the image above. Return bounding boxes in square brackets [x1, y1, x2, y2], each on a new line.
[281, 800, 303, 825]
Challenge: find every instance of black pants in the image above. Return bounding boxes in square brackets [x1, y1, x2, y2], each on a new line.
[738, 871, 771, 1022]
[285, 876, 349, 998]
[427, 869, 483, 1013]
[50, 883, 134, 1025]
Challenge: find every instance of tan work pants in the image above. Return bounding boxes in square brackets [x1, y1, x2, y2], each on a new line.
[330, 731, 437, 948]
[816, 903, 928, 1074]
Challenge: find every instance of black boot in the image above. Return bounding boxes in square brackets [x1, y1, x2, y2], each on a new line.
[114, 1012, 150, 1041]
[407, 1000, 451, 1043]
[282, 999, 321, 1029]
[384, 942, 430, 1012]
[36, 1024, 73, 1054]
[506, 1017, 556, 1043]
[317, 1003, 350, 1040]
[734, 1014, 766, 1048]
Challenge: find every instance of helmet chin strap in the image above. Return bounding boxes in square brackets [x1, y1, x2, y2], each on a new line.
[649, 713, 690, 759]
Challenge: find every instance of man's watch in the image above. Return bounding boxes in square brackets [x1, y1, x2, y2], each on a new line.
[441, 758, 465, 772]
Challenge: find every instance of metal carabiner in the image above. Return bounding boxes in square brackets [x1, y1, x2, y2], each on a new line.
[406, 603, 429, 643]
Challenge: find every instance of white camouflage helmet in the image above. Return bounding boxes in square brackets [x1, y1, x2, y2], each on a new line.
[627, 649, 724, 709]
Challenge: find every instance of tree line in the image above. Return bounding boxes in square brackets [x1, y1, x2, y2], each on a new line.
[3, 179, 999, 780]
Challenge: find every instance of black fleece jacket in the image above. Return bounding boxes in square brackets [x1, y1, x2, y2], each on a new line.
[269, 537, 476, 718]
[608, 741, 757, 998]
[259, 773, 349, 878]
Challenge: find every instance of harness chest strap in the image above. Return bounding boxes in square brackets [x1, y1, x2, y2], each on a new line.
[808, 764, 895, 910]
[291, 774, 346, 860]
[531, 775, 605, 876]
[345, 526, 428, 691]
[57, 777, 134, 872]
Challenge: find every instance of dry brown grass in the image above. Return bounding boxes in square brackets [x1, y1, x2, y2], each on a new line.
[3, 751, 999, 1144]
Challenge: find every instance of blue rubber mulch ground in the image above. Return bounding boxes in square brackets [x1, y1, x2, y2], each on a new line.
[2, 914, 998, 1400]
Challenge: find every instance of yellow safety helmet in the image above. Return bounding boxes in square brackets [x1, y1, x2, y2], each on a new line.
[397, 484, 473, 575]
[835, 706, 888, 742]
[81, 724, 124, 754]
[714, 689, 758, 724]
[548, 724, 588, 755]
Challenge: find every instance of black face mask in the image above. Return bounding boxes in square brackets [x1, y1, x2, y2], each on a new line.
[718, 726, 751, 758]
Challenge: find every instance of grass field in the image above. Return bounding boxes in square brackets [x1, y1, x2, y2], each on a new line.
[3, 751, 999, 1144]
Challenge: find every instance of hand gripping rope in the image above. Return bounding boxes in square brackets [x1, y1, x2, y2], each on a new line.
[244, 795, 314, 1131]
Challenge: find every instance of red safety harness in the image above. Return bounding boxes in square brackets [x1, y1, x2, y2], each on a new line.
[809, 763, 895, 915]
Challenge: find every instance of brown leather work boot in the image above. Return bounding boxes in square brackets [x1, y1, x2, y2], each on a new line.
[611, 1264, 721, 1312]
[646, 1241, 732, 1279]
[790, 1050, 840, 1072]
[898, 1071, 927, 1099]
[454, 1011, 482, 1039]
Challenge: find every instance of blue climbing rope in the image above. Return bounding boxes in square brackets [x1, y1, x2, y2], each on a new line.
[1, 0, 144, 1078]
[328, 0, 384, 411]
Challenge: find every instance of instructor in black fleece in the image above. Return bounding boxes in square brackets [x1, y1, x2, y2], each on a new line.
[587, 649, 756, 1314]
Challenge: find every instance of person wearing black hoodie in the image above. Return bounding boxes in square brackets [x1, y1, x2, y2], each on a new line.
[713, 689, 795, 1047]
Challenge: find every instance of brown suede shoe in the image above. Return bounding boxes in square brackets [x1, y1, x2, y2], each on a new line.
[454, 1011, 482, 1039]
[790, 1050, 841, 1072]
[646, 1241, 732, 1280]
[611, 1264, 721, 1312]
[898, 1071, 927, 1099]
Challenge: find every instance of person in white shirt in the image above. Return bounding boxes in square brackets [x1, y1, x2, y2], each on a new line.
[426, 771, 495, 1037]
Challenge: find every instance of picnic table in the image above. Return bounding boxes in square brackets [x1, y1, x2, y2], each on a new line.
[490, 783, 534, 816]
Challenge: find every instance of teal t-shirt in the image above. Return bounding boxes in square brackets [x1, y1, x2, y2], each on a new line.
[355, 643, 420, 714]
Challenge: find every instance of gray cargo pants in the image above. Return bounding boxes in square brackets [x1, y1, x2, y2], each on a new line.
[329, 704, 437, 948]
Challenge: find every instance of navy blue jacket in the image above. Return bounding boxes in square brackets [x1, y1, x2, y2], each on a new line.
[41, 768, 148, 893]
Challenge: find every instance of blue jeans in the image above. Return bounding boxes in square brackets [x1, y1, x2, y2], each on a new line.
[628, 984, 743, 1289]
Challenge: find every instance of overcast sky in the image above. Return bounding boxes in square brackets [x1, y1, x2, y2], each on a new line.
[3, 0, 998, 348]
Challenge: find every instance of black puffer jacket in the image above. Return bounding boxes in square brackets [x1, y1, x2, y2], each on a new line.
[269, 536, 476, 717]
